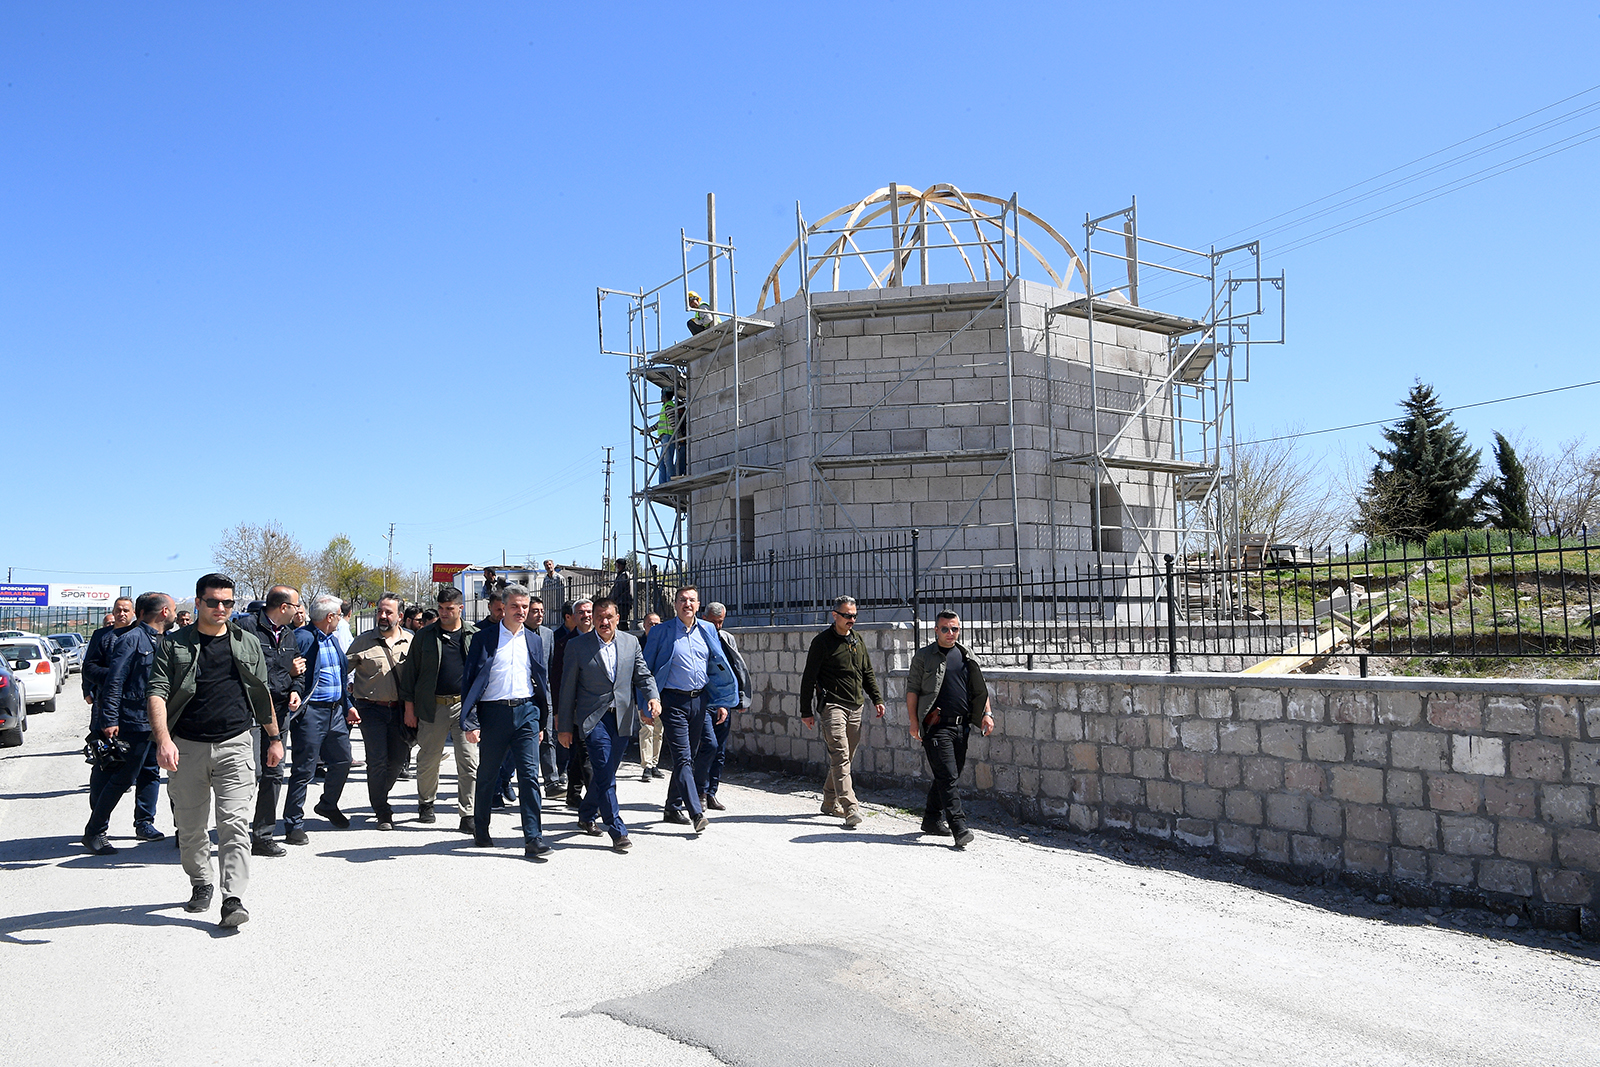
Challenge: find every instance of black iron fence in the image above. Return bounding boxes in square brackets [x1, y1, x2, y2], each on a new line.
[659, 530, 1599, 671]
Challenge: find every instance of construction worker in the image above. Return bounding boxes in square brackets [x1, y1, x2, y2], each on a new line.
[653, 393, 686, 484]
[686, 290, 713, 335]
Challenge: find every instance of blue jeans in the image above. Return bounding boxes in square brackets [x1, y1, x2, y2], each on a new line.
[85, 730, 159, 836]
[660, 689, 714, 817]
[707, 709, 732, 797]
[284, 700, 352, 831]
[473, 701, 543, 844]
[579, 711, 628, 837]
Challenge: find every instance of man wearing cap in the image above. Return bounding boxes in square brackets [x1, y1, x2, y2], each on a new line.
[344, 593, 413, 830]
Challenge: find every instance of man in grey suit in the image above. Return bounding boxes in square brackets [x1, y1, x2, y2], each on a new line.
[557, 597, 659, 853]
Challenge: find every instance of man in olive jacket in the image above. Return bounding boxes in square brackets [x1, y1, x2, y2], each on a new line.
[148, 573, 280, 928]
[397, 585, 479, 834]
[905, 611, 993, 849]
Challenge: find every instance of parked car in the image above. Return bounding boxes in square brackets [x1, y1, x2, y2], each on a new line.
[0, 658, 26, 747]
[48, 633, 86, 672]
[0, 638, 60, 712]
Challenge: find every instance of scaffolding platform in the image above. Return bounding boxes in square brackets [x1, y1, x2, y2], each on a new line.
[808, 287, 1004, 322]
[1050, 297, 1204, 336]
[813, 448, 1010, 471]
[1053, 454, 1218, 476]
[638, 463, 781, 499]
[650, 316, 773, 367]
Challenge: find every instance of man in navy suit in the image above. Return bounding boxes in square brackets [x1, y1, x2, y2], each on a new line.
[460, 583, 553, 860]
[557, 598, 659, 853]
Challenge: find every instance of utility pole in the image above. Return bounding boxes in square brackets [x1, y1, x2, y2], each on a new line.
[601, 446, 614, 568]
[384, 522, 396, 593]
[707, 192, 717, 313]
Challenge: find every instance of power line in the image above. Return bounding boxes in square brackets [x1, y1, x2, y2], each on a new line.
[1238, 377, 1600, 447]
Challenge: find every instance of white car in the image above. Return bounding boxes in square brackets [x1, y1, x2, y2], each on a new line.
[48, 633, 86, 673]
[0, 638, 61, 712]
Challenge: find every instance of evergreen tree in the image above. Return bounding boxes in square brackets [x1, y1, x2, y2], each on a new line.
[1355, 382, 1481, 538]
[1479, 431, 1532, 533]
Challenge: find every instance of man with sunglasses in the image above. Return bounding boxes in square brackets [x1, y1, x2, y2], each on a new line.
[148, 573, 280, 929]
[906, 611, 993, 849]
[798, 595, 884, 829]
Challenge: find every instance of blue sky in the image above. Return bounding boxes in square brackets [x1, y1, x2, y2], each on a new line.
[4, 3, 1598, 585]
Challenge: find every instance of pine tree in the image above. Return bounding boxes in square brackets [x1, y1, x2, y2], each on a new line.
[1479, 432, 1532, 533]
[1356, 382, 1481, 539]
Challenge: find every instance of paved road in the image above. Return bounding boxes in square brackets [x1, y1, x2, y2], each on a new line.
[3, 689, 1598, 1066]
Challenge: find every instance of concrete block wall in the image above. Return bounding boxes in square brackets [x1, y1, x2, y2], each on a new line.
[726, 623, 1600, 927]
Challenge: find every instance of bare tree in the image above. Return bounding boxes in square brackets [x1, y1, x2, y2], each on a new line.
[1520, 435, 1600, 536]
[1227, 430, 1346, 547]
[316, 534, 384, 607]
[211, 521, 314, 602]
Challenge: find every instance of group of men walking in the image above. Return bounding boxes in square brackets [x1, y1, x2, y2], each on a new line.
[78, 572, 992, 931]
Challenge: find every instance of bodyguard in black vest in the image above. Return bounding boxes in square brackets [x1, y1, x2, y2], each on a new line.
[905, 611, 993, 850]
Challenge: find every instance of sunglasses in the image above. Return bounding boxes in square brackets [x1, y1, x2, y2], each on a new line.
[835, 611, 857, 620]
[201, 597, 235, 609]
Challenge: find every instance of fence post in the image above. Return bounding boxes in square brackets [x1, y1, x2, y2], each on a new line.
[1164, 553, 1178, 674]
[911, 528, 921, 649]
[767, 549, 776, 626]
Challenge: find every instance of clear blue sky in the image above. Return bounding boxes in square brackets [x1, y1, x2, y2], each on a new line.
[4, 3, 1598, 586]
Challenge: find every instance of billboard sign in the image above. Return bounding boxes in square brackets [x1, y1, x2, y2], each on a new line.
[432, 563, 470, 583]
[0, 584, 49, 607]
[51, 584, 123, 608]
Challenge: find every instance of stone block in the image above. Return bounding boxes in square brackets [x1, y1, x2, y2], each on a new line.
[1570, 742, 1600, 785]
[1292, 835, 1342, 870]
[1069, 773, 1100, 803]
[1168, 751, 1206, 784]
[1330, 692, 1375, 725]
[1175, 819, 1215, 848]
[1069, 743, 1099, 772]
[1390, 731, 1449, 771]
[1259, 723, 1303, 760]
[1311, 800, 1343, 837]
[1509, 740, 1565, 782]
[1150, 717, 1180, 750]
[1181, 720, 1218, 753]
[1105, 776, 1143, 806]
[1035, 768, 1068, 800]
[1147, 779, 1182, 814]
[1395, 809, 1438, 849]
[1032, 708, 1054, 740]
[1376, 691, 1423, 727]
[1331, 766, 1385, 804]
[1039, 742, 1067, 771]
[1104, 807, 1134, 831]
[1286, 690, 1325, 722]
[1537, 868, 1595, 905]
[1085, 714, 1117, 744]
[1540, 697, 1580, 738]
[1018, 767, 1040, 797]
[1479, 859, 1534, 897]
[1225, 790, 1264, 826]
[1197, 689, 1232, 720]
[1541, 784, 1593, 826]
[1387, 770, 1424, 808]
[1305, 726, 1347, 763]
[1069, 803, 1098, 831]
[1257, 829, 1290, 863]
[1428, 695, 1481, 731]
[1344, 842, 1390, 875]
[1484, 777, 1538, 819]
[1485, 697, 1537, 736]
[1217, 822, 1256, 856]
[1430, 854, 1476, 886]
[1284, 762, 1326, 794]
[1558, 827, 1600, 870]
[1079, 685, 1108, 716]
[1498, 820, 1554, 862]
[1162, 688, 1196, 719]
[1054, 711, 1084, 742]
[1206, 755, 1242, 789]
[1452, 735, 1505, 776]
[1131, 749, 1166, 780]
[1185, 785, 1223, 820]
[1242, 757, 1282, 792]
[1237, 688, 1284, 721]
[1101, 745, 1131, 776]
[1392, 848, 1430, 882]
[1429, 774, 1481, 813]
[1440, 815, 1496, 856]
[1116, 717, 1148, 749]
[1346, 805, 1393, 843]
[1219, 722, 1259, 755]
[1352, 729, 1388, 766]
[1131, 686, 1162, 716]
[1266, 793, 1309, 832]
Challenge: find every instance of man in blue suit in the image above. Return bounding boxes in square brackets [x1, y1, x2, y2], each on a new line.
[643, 585, 738, 834]
[285, 595, 356, 844]
[557, 598, 659, 853]
[460, 583, 553, 860]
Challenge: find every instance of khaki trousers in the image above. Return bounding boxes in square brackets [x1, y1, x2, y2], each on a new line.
[169, 731, 256, 900]
[415, 700, 478, 816]
[637, 712, 664, 769]
[819, 702, 863, 816]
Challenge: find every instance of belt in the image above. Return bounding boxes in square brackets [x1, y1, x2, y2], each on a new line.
[661, 687, 704, 697]
[479, 698, 531, 708]
[307, 699, 340, 707]
[358, 699, 401, 708]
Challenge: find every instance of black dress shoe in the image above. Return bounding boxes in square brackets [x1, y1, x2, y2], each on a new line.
[661, 807, 690, 825]
[544, 781, 564, 799]
[184, 884, 215, 913]
[252, 837, 287, 857]
[219, 896, 249, 928]
[564, 794, 582, 811]
[82, 833, 118, 856]
[704, 793, 726, 811]
[639, 767, 652, 782]
[418, 802, 436, 824]
[921, 817, 951, 836]
[612, 834, 633, 853]
[525, 837, 552, 858]
[284, 828, 309, 846]
[577, 820, 602, 836]
[474, 834, 494, 848]
[458, 817, 475, 834]
[134, 823, 166, 841]
[693, 813, 710, 833]
[313, 802, 350, 829]
[650, 766, 664, 780]
[953, 827, 975, 849]
[376, 820, 394, 831]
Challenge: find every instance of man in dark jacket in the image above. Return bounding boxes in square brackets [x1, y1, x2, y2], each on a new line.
[398, 585, 479, 834]
[905, 611, 993, 849]
[608, 559, 635, 630]
[234, 586, 306, 856]
[81, 597, 135, 706]
[798, 595, 884, 829]
[82, 591, 174, 853]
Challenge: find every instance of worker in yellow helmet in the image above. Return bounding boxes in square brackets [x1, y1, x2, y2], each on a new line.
[686, 291, 713, 336]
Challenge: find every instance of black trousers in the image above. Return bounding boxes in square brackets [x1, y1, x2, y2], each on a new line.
[564, 730, 589, 804]
[922, 720, 970, 831]
[357, 702, 408, 821]
[252, 697, 294, 839]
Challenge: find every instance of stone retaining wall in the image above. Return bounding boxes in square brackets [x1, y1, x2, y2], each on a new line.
[727, 623, 1600, 928]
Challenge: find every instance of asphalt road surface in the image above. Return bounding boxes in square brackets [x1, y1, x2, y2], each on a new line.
[3, 689, 1598, 1066]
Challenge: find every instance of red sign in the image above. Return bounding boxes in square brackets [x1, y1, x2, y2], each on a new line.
[432, 563, 470, 583]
